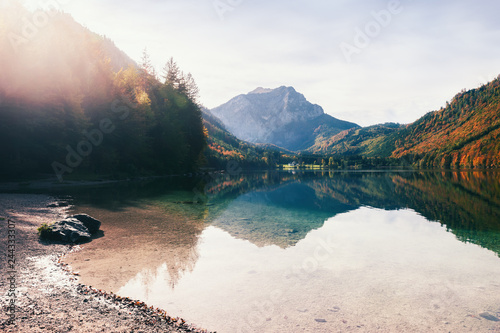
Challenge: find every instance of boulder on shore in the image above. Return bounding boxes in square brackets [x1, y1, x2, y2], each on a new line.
[42, 214, 101, 244]
[72, 214, 101, 233]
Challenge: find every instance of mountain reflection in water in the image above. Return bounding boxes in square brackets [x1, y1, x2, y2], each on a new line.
[64, 171, 500, 294]
[202, 170, 500, 254]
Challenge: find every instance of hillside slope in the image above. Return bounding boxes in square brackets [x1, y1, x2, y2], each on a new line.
[202, 108, 291, 169]
[0, 4, 135, 105]
[308, 123, 403, 156]
[311, 77, 500, 169]
[0, 3, 205, 179]
[391, 77, 500, 168]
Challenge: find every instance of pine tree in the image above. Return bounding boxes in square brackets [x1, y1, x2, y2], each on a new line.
[184, 72, 199, 102]
[140, 48, 155, 89]
[162, 57, 180, 88]
[161, 58, 199, 102]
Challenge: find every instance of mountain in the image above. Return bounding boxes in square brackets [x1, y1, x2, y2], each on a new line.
[210, 86, 359, 151]
[313, 77, 500, 169]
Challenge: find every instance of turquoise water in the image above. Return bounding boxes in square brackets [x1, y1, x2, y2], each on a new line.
[65, 171, 500, 332]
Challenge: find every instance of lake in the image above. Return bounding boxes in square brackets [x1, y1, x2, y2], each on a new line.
[63, 170, 500, 332]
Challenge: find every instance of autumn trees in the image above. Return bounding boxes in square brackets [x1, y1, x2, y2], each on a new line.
[391, 77, 500, 169]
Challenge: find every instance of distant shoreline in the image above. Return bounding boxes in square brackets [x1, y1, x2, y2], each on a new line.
[0, 170, 231, 192]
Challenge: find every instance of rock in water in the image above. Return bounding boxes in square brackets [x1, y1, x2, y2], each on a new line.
[72, 214, 101, 234]
[48, 218, 92, 243]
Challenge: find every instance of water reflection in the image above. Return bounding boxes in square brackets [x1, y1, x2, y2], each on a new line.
[65, 203, 204, 292]
[207, 182, 356, 247]
[64, 172, 500, 291]
[200, 171, 500, 255]
[118, 208, 500, 333]
[61, 170, 500, 331]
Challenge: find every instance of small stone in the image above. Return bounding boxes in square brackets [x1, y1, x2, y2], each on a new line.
[315, 319, 327, 323]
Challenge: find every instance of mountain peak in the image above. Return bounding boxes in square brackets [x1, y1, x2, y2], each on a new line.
[249, 87, 273, 94]
[211, 86, 359, 151]
[248, 86, 296, 95]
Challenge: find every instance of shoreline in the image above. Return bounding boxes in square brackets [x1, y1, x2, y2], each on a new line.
[0, 176, 165, 192]
[0, 193, 208, 333]
[0, 170, 227, 192]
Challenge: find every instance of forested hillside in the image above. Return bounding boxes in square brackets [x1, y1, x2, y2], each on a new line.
[391, 77, 500, 168]
[202, 109, 288, 170]
[0, 3, 205, 180]
[308, 123, 402, 156]
[312, 77, 500, 169]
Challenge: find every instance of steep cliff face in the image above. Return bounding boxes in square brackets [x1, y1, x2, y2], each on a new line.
[210, 86, 359, 151]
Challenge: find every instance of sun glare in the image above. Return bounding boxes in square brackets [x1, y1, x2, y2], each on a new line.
[20, 0, 67, 12]
[19, 0, 39, 11]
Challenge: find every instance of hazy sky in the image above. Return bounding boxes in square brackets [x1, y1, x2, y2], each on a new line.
[22, 0, 500, 126]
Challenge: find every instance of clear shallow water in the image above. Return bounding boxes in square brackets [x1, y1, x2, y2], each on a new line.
[62, 171, 500, 332]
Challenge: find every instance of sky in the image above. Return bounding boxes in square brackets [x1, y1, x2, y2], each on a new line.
[20, 0, 500, 126]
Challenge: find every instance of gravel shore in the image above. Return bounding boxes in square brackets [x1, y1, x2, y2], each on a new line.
[0, 193, 208, 332]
